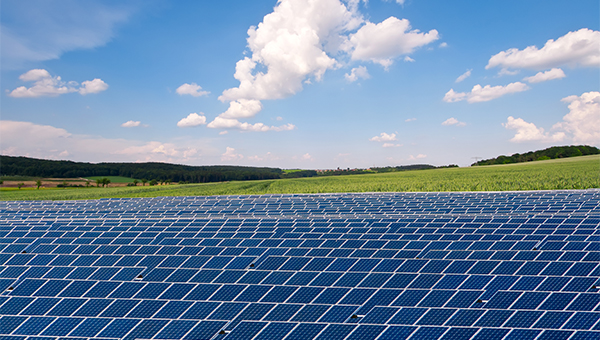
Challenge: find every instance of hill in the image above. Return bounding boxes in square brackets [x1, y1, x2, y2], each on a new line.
[472, 145, 599, 166]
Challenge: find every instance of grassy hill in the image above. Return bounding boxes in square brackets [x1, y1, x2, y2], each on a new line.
[2, 155, 598, 201]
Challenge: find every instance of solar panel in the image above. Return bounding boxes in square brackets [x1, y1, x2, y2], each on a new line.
[0, 190, 599, 339]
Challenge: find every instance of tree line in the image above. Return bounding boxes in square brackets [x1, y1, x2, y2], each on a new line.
[472, 145, 599, 166]
[0, 156, 283, 183]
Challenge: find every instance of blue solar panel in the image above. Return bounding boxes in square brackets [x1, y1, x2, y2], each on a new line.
[0, 191, 599, 339]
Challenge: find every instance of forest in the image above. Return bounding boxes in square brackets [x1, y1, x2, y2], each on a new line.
[472, 145, 599, 166]
[0, 156, 283, 183]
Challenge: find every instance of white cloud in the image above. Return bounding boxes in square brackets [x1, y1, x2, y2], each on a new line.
[211, 0, 438, 130]
[176, 83, 209, 97]
[408, 154, 427, 160]
[0, 120, 207, 163]
[439, 42, 448, 48]
[523, 68, 566, 83]
[79, 79, 109, 95]
[220, 99, 263, 119]
[503, 116, 565, 143]
[349, 17, 439, 68]
[19, 69, 51, 81]
[404, 56, 415, 62]
[554, 91, 600, 144]
[219, 131, 229, 135]
[301, 153, 314, 161]
[247, 152, 281, 163]
[219, 0, 360, 103]
[177, 113, 207, 128]
[487, 28, 600, 71]
[444, 82, 529, 103]
[455, 69, 471, 83]
[370, 132, 397, 142]
[221, 147, 244, 162]
[442, 117, 466, 127]
[121, 120, 141, 128]
[207, 117, 295, 132]
[345, 66, 370, 82]
[497, 68, 520, 76]
[382, 143, 402, 148]
[9, 69, 108, 98]
[1, 0, 134, 68]
[405, 118, 417, 122]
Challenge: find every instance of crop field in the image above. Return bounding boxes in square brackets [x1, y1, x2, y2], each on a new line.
[84, 176, 138, 183]
[1, 155, 598, 201]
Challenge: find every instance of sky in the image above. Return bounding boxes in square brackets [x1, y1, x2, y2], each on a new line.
[1, 0, 599, 169]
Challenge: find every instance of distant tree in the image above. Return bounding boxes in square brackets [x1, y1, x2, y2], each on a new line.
[101, 178, 111, 187]
[36, 180, 42, 189]
[149, 179, 158, 186]
[141, 179, 148, 186]
[96, 179, 102, 187]
[62, 180, 68, 188]
[85, 180, 91, 187]
[0, 180, 3, 185]
[133, 179, 139, 186]
[17, 183, 24, 189]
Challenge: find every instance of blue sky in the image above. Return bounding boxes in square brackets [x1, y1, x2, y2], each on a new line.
[2, 0, 599, 169]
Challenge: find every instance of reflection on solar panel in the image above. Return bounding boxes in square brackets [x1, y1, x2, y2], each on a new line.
[0, 190, 599, 339]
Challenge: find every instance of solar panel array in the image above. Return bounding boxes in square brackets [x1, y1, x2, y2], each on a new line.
[0, 190, 599, 340]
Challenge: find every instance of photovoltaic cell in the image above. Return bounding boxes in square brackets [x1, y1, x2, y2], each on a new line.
[0, 191, 598, 340]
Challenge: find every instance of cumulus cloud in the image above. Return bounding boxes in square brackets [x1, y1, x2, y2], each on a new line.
[221, 147, 244, 162]
[554, 91, 600, 144]
[19, 69, 51, 81]
[523, 68, 566, 83]
[444, 82, 529, 103]
[301, 153, 314, 161]
[0, 120, 206, 163]
[370, 132, 397, 142]
[442, 117, 466, 127]
[177, 113, 207, 128]
[487, 28, 600, 71]
[121, 121, 141, 128]
[8, 69, 108, 98]
[455, 69, 471, 83]
[345, 66, 370, 82]
[1, 0, 134, 69]
[79, 79, 109, 95]
[210, 0, 438, 131]
[176, 83, 209, 97]
[349, 17, 439, 68]
[503, 116, 565, 143]
[408, 154, 427, 160]
[503, 92, 599, 144]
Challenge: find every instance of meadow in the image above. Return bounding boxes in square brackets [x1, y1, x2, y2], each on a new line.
[1, 155, 598, 201]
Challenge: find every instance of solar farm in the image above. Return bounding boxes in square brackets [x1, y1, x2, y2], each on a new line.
[0, 190, 599, 340]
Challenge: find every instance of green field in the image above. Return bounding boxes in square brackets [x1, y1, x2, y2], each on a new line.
[1, 155, 598, 201]
[85, 176, 137, 183]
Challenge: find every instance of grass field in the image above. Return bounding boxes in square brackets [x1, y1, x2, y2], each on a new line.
[1, 155, 598, 201]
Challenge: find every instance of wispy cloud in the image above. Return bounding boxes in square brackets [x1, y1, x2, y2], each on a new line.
[1, 0, 135, 68]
